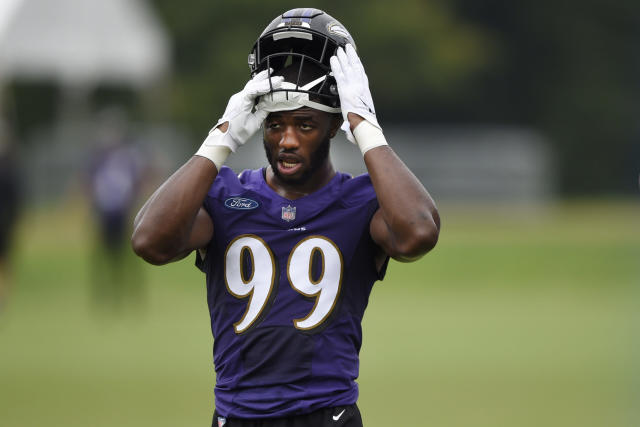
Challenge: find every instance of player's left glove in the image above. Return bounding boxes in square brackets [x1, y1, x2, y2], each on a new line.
[330, 44, 388, 155]
[330, 44, 384, 143]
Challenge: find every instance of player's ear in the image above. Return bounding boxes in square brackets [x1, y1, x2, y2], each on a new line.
[329, 113, 343, 139]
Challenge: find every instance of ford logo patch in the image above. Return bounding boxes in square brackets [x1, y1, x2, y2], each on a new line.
[224, 197, 259, 210]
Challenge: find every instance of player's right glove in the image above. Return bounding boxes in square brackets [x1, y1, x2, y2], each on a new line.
[196, 69, 284, 169]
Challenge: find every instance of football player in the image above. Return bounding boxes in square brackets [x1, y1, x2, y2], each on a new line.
[132, 8, 440, 427]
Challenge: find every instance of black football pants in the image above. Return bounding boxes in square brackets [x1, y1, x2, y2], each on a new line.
[212, 404, 363, 427]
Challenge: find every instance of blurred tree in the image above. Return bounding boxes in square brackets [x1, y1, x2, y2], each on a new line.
[5, 81, 60, 141]
[148, 1, 640, 194]
[3, 1, 637, 194]
[150, 0, 496, 135]
[452, 0, 640, 193]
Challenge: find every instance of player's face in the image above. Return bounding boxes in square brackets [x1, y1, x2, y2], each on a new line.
[263, 108, 338, 185]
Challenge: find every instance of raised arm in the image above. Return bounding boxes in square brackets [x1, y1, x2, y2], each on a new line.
[131, 156, 217, 265]
[331, 45, 440, 262]
[132, 70, 283, 265]
[360, 120, 440, 261]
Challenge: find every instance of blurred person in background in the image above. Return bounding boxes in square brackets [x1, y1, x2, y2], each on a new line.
[0, 117, 21, 312]
[88, 107, 145, 312]
[132, 9, 439, 427]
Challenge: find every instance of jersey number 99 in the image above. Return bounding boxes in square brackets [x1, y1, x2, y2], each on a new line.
[224, 235, 343, 334]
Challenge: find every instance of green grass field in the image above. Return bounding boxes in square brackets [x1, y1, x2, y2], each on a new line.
[1, 199, 638, 427]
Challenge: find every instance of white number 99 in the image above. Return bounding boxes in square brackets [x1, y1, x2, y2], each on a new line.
[224, 235, 343, 333]
[288, 236, 343, 330]
[224, 235, 276, 333]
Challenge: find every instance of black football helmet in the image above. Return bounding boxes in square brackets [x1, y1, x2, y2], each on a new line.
[248, 8, 356, 112]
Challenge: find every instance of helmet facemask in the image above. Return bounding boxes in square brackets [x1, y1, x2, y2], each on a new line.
[255, 59, 341, 114]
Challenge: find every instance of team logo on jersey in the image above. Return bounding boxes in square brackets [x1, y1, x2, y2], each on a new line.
[281, 205, 296, 222]
[217, 417, 226, 427]
[224, 197, 259, 210]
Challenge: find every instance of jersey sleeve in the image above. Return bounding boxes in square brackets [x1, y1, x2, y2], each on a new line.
[367, 203, 389, 282]
[340, 173, 389, 282]
[194, 166, 244, 274]
[195, 248, 207, 273]
[377, 253, 390, 281]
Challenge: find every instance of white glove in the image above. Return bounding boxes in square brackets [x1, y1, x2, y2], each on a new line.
[208, 69, 284, 152]
[330, 44, 381, 143]
[196, 70, 283, 169]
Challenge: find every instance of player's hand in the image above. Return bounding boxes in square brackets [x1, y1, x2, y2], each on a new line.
[213, 69, 284, 151]
[330, 44, 380, 142]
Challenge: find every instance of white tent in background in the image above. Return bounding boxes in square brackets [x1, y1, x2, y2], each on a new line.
[0, 0, 173, 203]
[0, 0, 170, 88]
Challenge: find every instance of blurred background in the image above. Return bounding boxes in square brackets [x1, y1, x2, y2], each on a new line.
[0, 1, 638, 426]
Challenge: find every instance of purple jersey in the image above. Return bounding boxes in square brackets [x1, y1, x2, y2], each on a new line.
[197, 166, 387, 418]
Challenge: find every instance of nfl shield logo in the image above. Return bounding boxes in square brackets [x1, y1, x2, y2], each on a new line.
[281, 205, 296, 222]
[217, 417, 226, 427]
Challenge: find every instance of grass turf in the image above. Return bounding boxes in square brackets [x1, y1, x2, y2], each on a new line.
[1, 199, 638, 426]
